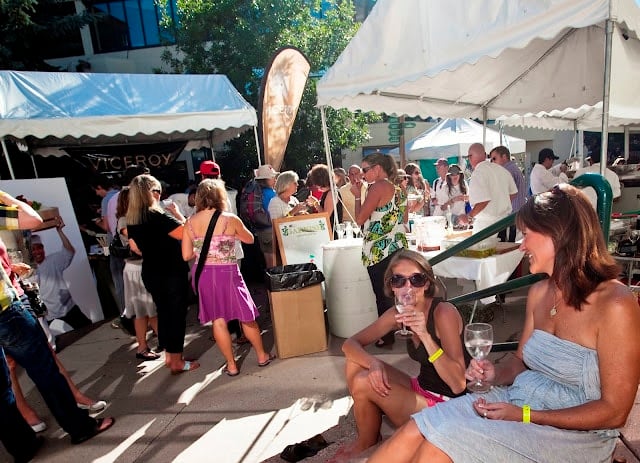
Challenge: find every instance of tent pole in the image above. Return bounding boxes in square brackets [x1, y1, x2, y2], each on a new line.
[600, 19, 613, 176]
[399, 115, 406, 168]
[624, 126, 630, 161]
[29, 152, 39, 178]
[482, 108, 488, 148]
[0, 138, 16, 180]
[254, 125, 262, 166]
[320, 106, 339, 232]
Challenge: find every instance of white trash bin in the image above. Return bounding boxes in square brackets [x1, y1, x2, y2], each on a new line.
[322, 238, 378, 338]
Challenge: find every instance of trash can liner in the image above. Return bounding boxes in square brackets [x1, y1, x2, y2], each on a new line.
[265, 264, 325, 292]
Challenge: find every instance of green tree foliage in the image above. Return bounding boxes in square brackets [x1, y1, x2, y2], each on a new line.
[0, 0, 94, 70]
[160, 0, 379, 187]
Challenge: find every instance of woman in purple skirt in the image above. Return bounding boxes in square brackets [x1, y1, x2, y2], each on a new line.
[182, 179, 274, 376]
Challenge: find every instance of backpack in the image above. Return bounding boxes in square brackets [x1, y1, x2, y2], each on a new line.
[239, 180, 272, 231]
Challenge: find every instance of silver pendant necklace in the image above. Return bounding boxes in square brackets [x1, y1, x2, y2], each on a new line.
[549, 290, 559, 317]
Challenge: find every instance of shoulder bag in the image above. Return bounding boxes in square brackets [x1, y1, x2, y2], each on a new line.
[193, 210, 221, 295]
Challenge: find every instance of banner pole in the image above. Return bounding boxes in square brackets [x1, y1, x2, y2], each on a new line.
[254, 125, 262, 166]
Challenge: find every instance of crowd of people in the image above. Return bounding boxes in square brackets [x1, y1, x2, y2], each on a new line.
[1, 142, 636, 462]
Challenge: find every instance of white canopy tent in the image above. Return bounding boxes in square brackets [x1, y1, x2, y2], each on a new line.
[0, 71, 259, 177]
[388, 118, 526, 164]
[317, 0, 640, 177]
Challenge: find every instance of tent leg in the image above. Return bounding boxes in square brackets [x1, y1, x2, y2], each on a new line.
[600, 19, 613, 176]
[29, 152, 39, 178]
[320, 106, 340, 231]
[0, 137, 16, 180]
[482, 107, 488, 148]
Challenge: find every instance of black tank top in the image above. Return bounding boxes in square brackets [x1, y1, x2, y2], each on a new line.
[406, 297, 470, 397]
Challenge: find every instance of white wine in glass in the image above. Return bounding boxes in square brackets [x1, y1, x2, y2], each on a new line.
[394, 288, 416, 338]
[464, 322, 494, 393]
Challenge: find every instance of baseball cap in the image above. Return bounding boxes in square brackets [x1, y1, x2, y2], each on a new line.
[196, 160, 220, 176]
[447, 164, 462, 175]
[434, 158, 449, 167]
[31, 235, 42, 246]
[538, 148, 559, 163]
[254, 164, 279, 179]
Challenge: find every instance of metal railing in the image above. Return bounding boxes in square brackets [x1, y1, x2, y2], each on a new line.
[430, 173, 613, 351]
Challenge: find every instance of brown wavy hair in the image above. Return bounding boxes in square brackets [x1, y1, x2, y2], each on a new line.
[383, 249, 438, 298]
[516, 183, 619, 310]
[195, 179, 228, 212]
[362, 152, 398, 181]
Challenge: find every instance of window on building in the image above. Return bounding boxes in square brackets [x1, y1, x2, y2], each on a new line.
[39, 2, 85, 59]
[87, 0, 179, 53]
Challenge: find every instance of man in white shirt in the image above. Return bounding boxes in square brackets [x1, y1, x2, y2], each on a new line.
[530, 148, 569, 195]
[168, 187, 197, 218]
[459, 143, 517, 238]
[339, 165, 366, 222]
[431, 158, 449, 214]
[573, 150, 621, 209]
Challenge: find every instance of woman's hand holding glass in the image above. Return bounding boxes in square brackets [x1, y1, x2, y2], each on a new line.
[465, 357, 496, 386]
[394, 308, 426, 336]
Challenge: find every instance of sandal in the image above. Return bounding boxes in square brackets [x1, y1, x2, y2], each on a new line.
[170, 360, 200, 375]
[223, 366, 240, 377]
[136, 349, 160, 360]
[258, 353, 276, 367]
[71, 417, 116, 445]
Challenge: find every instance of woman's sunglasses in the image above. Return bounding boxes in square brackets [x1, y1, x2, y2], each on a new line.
[389, 273, 428, 288]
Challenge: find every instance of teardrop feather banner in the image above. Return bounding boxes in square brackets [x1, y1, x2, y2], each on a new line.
[258, 47, 310, 171]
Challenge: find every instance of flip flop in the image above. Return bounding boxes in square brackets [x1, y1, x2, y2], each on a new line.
[170, 360, 200, 375]
[136, 349, 160, 360]
[258, 353, 276, 367]
[223, 367, 240, 377]
[71, 417, 116, 445]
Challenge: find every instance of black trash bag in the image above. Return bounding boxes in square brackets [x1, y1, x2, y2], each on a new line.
[265, 263, 325, 292]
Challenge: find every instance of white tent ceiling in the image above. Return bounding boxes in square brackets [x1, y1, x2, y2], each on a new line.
[0, 71, 258, 148]
[316, 0, 640, 127]
[389, 118, 526, 161]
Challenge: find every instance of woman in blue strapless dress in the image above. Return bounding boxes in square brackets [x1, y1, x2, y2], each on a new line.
[368, 184, 640, 463]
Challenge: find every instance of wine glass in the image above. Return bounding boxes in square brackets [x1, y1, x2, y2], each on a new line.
[464, 322, 494, 393]
[335, 223, 346, 240]
[343, 221, 354, 239]
[394, 287, 416, 338]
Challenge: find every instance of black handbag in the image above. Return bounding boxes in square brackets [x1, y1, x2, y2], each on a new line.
[109, 236, 133, 259]
[20, 280, 48, 318]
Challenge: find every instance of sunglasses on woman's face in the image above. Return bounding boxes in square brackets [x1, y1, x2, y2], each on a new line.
[390, 273, 428, 288]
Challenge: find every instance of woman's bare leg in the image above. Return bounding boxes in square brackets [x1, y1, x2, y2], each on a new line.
[148, 316, 158, 336]
[134, 316, 150, 352]
[368, 420, 430, 463]
[212, 318, 237, 373]
[410, 439, 453, 463]
[7, 355, 42, 425]
[240, 320, 270, 364]
[329, 360, 427, 462]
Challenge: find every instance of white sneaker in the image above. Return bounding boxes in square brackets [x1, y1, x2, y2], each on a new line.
[77, 400, 107, 412]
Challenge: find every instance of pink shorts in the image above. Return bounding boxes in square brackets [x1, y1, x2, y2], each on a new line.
[410, 377, 450, 407]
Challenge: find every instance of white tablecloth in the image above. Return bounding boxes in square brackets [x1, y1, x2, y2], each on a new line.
[422, 248, 525, 304]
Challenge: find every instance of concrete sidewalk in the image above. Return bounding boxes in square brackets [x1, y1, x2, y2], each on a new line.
[2, 285, 639, 463]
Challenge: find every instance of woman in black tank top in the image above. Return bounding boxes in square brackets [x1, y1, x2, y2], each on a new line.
[329, 250, 469, 462]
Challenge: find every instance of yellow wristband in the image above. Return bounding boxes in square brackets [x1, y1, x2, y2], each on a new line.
[522, 405, 531, 424]
[428, 348, 444, 363]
